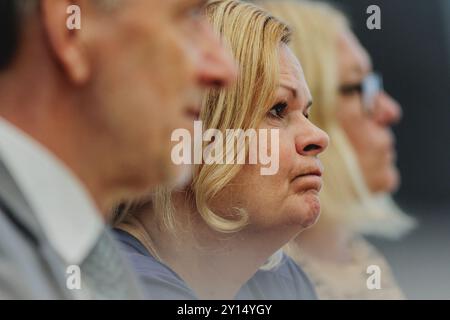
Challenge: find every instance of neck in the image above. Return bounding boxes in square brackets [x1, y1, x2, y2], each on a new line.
[125, 191, 291, 300]
[0, 56, 112, 218]
[292, 217, 353, 263]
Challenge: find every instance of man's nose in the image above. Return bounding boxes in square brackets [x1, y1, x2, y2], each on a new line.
[195, 20, 238, 88]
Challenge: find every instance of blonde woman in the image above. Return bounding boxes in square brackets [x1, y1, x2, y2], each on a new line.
[113, 0, 329, 299]
[257, 0, 416, 299]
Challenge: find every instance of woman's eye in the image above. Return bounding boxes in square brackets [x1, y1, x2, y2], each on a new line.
[339, 83, 363, 96]
[269, 102, 288, 119]
[304, 113, 310, 119]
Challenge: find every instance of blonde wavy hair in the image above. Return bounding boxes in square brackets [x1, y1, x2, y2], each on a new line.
[257, 0, 415, 238]
[116, 0, 291, 244]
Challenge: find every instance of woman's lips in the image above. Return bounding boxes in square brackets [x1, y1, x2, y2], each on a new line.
[291, 170, 323, 192]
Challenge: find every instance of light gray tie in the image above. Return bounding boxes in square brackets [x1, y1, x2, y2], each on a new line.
[80, 229, 142, 299]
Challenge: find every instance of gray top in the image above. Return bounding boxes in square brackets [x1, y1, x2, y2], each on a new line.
[0, 157, 142, 299]
[114, 229, 317, 300]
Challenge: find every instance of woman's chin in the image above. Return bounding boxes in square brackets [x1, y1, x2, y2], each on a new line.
[388, 168, 401, 192]
[369, 167, 400, 194]
[303, 196, 321, 228]
[290, 191, 322, 229]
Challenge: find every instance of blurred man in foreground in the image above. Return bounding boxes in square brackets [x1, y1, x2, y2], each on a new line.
[0, 0, 236, 299]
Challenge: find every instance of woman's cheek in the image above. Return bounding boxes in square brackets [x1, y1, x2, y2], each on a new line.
[278, 133, 296, 175]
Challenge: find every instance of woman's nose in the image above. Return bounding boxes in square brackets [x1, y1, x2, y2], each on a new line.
[373, 92, 403, 126]
[295, 122, 329, 157]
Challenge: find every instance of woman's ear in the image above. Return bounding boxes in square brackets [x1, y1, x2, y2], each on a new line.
[40, 0, 90, 85]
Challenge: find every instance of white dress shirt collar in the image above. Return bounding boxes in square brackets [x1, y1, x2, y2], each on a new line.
[0, 117, 103, 265]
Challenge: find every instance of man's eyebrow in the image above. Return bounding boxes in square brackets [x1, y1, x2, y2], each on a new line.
[306, 100, 313, 110]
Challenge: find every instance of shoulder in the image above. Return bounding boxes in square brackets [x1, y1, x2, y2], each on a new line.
[241, 254, 317, 300]
[113, 229, 197, 300]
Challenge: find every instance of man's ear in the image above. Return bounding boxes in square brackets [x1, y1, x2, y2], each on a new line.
[40, 0, 90, 85]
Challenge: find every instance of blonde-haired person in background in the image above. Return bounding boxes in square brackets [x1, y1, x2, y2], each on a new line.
[113, 0, 329, 299]
[257, 0, 416, 299]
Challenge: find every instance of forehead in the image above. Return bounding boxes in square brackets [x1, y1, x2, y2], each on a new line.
[279, 45, 303, 80]
[337, 29, 372, 75]
[278, 45, 311, 100]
